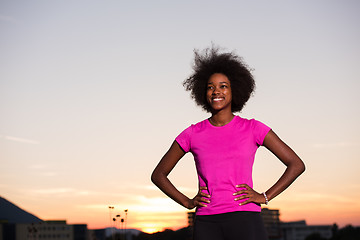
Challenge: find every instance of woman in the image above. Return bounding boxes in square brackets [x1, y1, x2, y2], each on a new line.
[151, 46, 305, 240]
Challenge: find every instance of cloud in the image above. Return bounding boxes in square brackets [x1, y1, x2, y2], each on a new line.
[129, 196, 185, 213]
[283, 191, 359, 206]
[138, 185, 195, 193]
[78, 195, 185, 214]
[41, 172, 58, 177]
[0, 135, 40, 144]
[312, 142, 359, 148]
[26, 165, 58, 177]
[0, 184, 9, 188]
[28, 164, 47, 169]
[32, 188, 75, 194]
[0, 15, 18, 24]
[26, 188, 99, 197]
[141, 185, 158, 191]
[79, 204, 112, 210]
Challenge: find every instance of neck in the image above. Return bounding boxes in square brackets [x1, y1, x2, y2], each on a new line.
[209, 111, 234, 126]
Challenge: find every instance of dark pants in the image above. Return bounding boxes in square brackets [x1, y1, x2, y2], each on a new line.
[193, 211, 268, 240]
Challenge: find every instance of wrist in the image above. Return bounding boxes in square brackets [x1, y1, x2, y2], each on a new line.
[184, 198, 194, 209]
[262, 192, 269, 205]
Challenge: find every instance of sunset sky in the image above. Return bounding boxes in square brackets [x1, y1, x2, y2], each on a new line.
[1, 0, 359, 234]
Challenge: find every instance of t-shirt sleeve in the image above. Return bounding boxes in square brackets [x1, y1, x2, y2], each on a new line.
[251, 119, 271, 146]
[175, 125, 193, 153]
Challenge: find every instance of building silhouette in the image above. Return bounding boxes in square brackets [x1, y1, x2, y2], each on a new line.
[187, 208, 333, 240]
[281, 220, 332, 240]
[261, 208, 281, 239]
[1, 220, 89, 240]
[187, 212, 195, 228]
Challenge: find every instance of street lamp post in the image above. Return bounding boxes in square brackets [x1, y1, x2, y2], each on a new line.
[124, 209, 128, 240]
[116, 214, 121, 240]
[108, 206, 115, 240]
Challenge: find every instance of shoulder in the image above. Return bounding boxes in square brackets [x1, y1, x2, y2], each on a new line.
[175, 118, 209, 153]
[235, 116, 268, 129]
[240, 117, 271, 145]
[176, 118, 208, 137]
[191, 118, 209, 132]
[233, 116, 256, 128]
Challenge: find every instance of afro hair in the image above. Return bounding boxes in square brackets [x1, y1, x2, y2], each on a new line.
[183, 46, 255, 113]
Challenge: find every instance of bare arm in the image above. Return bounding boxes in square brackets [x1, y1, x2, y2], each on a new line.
[151, 141, 210, 209]
[234, 130, 305, 204]
[262, 130, 305, 201]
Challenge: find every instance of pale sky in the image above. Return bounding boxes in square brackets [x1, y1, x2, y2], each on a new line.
[1, 0, 359, 233]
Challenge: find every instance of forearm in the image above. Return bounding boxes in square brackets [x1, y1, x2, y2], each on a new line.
[151, 170, 191, 209]
[151, 141, 192, 208]
[265, 160, 305, 201]
[262, 130, 306, 202]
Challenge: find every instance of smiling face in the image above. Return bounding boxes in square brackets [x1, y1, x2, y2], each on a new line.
[206, 73, 232, 113]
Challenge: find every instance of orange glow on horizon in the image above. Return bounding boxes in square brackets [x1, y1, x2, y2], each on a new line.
[29, 192, 360, 233]
[138, 224, 165, 234]
[66, 209, 189, 234]
[49, 201, 360, 233]
[142, 228, 161, 234]
[81, 221, 185, 234]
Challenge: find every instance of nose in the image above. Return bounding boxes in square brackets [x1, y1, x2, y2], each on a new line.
[212, 86, 220, 95]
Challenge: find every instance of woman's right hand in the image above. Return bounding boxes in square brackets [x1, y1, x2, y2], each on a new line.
[187, 186, 211, 209]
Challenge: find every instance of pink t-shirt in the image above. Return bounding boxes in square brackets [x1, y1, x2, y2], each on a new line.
[175, 116, 271, 215]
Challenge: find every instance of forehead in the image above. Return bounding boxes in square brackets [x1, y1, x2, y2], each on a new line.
[207, 73, 230, 84]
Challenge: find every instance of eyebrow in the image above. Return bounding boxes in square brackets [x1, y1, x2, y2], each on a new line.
[207, 81, 229, 85]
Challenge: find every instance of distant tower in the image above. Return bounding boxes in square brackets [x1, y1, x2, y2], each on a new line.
[187, 212, 195, 228]
[260, 207, 281, 239]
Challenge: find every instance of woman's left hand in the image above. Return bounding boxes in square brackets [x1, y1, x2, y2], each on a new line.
[233, 184, 265, 205]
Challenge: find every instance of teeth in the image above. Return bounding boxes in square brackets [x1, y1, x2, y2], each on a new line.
[213, 98, 223, 101]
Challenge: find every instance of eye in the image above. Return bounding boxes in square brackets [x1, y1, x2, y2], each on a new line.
[220, 84, 228, 88]
[207, 85, 214, 90]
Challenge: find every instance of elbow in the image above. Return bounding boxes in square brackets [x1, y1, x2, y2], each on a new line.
[301, 161, 306, 173]
[151, 168, 164, 186]
[287, 158, 305, 177]
[297, 160, 306, 176]
[151, 170, 158, 185]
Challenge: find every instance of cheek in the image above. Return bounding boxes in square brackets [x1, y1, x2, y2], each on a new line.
[206, 95, 211, 104]
[227, 89, 232, 99]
